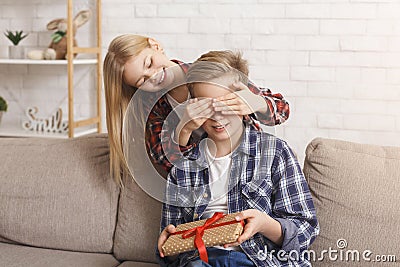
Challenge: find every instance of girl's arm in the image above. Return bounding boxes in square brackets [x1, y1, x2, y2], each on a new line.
[145, 97, 196, 174]
[215, 81, 290, 126]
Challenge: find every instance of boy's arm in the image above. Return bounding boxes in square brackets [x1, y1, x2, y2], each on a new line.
[269, 141, 319, 253]
[157, 169, 185, 263]
[161, 168, 187, 229]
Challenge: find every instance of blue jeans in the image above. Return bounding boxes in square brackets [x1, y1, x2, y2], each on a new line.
[185, 247, 255, 267]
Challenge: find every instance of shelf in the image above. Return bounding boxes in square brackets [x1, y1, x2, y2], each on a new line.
[0, 59, 98, 65]
[1, 0, 102, 138]
[0, 123, 98, 139]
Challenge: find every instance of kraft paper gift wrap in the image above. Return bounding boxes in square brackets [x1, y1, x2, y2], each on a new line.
[162, 212, 244, 258]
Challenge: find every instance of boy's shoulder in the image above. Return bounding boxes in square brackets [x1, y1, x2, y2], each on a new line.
[254, 128, 287, 147]
[253, 128, 295, 158]
[169, 146, 204, 175]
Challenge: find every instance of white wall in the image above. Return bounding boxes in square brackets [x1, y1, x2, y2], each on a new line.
[1, 0, 400, 162]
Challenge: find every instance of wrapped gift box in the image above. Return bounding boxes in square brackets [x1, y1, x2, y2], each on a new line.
[162, 212, 244, 257]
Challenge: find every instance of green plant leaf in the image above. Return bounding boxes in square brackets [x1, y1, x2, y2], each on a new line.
[0, 96, 8, 112]
[4, 30, 28, 45]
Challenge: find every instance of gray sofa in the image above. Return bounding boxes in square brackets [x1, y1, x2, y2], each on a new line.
[0, 134, 398, 266]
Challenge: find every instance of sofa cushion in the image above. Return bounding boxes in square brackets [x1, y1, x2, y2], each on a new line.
[113, 174, 162, 263]
[304, 138, 400, 266]
[0, 134, 119, 253]
[117, 261, 159, 267]
[0, 242, 119, 267]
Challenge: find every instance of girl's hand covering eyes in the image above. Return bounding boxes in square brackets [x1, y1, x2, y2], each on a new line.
[175, 98, 214, 146]
[214, 82, 267, 115]
[180, 98, 215, 133]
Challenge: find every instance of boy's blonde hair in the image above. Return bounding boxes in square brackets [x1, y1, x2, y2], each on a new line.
[103, 34, 150, 187]
[186, 50, 249, 95]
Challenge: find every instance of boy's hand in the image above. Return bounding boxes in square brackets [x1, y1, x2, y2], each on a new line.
[158, 224, 177, 257]
[214, 82, 267, 115]
[224, 209, 267, 248]
[224, 209, 283, 248]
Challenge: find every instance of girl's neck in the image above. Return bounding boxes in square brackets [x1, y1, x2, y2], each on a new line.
[168, 85, 189, 103]
[167, 59, 189, 103]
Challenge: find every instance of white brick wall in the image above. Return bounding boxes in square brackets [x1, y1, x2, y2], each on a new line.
[1, 0, 400, 163]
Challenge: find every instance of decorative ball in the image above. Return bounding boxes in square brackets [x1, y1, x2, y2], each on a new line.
[43, 48, 56, 60]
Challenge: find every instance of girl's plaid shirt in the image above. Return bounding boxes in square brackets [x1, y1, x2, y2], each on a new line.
[160, 125, 319, 267]
[145, 60, 290, 174]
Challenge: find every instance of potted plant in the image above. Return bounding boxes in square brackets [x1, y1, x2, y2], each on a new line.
[4, 30, 28, 59]
[0, 96, 7, 125]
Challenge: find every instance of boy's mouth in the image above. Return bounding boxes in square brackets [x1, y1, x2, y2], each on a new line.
[212, 122, 230, 132]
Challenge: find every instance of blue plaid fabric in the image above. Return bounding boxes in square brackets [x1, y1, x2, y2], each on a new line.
[160, 124, 319, 267]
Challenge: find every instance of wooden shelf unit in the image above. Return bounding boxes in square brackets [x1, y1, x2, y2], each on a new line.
[0, 59, 98, 65]
[0, 0, 102, 138]
[67, 0, 102, 138]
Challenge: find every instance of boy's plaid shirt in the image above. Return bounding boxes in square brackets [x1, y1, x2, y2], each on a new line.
[146, 60, 290, 174]
[160, 125, 319, 267]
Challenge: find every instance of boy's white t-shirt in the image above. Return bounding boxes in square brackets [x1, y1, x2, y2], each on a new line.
[201, 143, 241, 251]
[202, 142, 231, 219]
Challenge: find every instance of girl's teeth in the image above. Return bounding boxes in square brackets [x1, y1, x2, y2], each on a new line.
[159, 69, 165, 84]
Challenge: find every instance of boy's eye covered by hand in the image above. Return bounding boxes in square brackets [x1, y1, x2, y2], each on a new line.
[213, 85, 267, 116]
[192, 82, 263, 116]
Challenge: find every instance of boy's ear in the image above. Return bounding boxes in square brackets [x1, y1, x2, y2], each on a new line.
[148, 38, 164, 52]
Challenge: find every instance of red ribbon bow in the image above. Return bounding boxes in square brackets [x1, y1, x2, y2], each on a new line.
[171, 212, 244, 263]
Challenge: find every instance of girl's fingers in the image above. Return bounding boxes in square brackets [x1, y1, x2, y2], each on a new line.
[214, 104, 241, 112]
[215, 93, 237, 102]
[187, 100, 213, 120]
[192, 110, 215, 125]
[198, 107, 215, 116]
[191, 98, 212, 112]
[214, 98, 241, 108]
[221, 110, 240, 115]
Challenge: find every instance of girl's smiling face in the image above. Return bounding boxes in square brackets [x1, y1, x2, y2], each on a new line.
[123, 39, 176, 92]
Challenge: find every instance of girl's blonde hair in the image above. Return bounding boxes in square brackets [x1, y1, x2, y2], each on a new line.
[103, 34, 150, 187]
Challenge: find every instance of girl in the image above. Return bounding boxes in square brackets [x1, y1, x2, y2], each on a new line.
[103, 34, 290, 186]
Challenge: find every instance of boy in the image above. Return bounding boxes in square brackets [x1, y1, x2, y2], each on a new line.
[157, 53, 319, 267]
